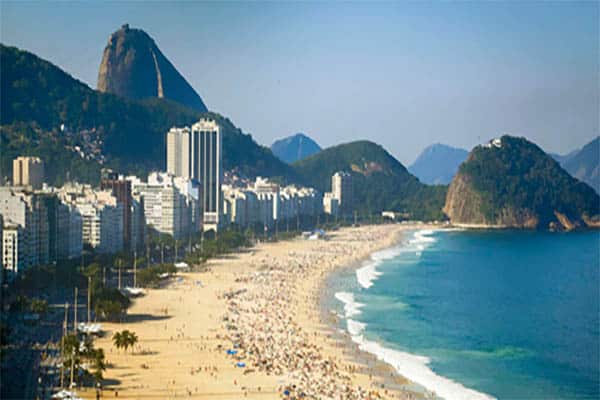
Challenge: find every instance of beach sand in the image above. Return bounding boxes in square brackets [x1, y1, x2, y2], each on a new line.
[80, 224, 432, 399]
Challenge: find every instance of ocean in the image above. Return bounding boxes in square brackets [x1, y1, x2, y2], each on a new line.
[329, 228, 600, 400]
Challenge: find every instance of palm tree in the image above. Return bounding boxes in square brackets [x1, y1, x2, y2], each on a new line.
[112, 331, 124, 352]
[127, 331, 138, 354]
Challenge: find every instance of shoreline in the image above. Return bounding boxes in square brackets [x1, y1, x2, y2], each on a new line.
[78, 223, 437, 399]
[325, 227, 496, 400]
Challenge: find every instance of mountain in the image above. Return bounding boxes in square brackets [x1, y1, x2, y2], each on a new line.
[293, 141, 447, 220]
[408, 143, 468, 185]
[444, 136, 600, 230]
[0, 44, 295, 185]
[560, 137, 599, 194]
[271, 133, 322, 163]
[97, 24, 207, 112]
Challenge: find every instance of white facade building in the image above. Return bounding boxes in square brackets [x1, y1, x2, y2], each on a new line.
[166, 127, 191, 179]
[130, 172, 199, 240]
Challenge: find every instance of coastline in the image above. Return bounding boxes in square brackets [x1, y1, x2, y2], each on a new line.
[323, 227, 496, 400]
[79, 223, 435, 399]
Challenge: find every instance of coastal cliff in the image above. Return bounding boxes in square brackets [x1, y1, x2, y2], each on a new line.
[443, 136, 600, 230]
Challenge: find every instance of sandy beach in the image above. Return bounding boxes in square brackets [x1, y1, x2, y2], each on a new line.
[80, 223, 432, 399]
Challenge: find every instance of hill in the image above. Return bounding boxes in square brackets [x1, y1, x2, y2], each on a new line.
[97, 24, 207, 112]
[408, 143, 468, 185]
[293, 141, 447, 220]
[271, 133, 322, 163]
[444, 136, 600, 230]
[0, 44, 295, 185]
[561, 137, 599, 194]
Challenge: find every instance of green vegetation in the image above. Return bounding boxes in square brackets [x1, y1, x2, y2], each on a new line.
[1, 44, 296, 184]
[62, 333, 106, 383]
[136, 263, 176, 288]
[457, 136, 599, 226]
[92, 287, 131, 321]
[294, 140, 447, 220]
[112, 329, 139, 354]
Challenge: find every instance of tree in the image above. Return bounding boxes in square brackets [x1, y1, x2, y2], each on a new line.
[113, 330, 138, 354]
[112, 331, 125, 353]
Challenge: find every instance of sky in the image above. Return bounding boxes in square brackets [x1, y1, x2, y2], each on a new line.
[1, 1, 598, 164]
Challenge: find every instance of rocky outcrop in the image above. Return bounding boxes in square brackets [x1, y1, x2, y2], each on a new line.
[97, 24, 207, 112]
[443, 136, 600, 230]
[443, 173, 539, 228]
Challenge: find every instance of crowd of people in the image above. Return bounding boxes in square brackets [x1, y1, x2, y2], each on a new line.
[219, 226, 412, 399]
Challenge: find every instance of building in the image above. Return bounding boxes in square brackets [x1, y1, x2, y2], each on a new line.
[130, 193, 146, 252]
[13, 156, 44, 189]
[323, 192, 339, 216]
[166, 127, 191, 179]
[166, 119, 223, 231]
[0, 188, 49, 278]
[222, 178, 323, 230]
[101, 169, 134, 250]
[191, 119, 223, 231]
[130, 172, 199, 240]
[332, 171, 353, 214]
[58, 184, 124, 254]
[74, 194, 124, 254]
[2, 222, 24, 278]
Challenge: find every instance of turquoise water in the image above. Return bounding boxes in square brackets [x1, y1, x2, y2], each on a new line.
[332, 229, 600, 400]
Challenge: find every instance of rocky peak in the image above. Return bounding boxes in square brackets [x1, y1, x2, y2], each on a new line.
[97, 25, 207, 112]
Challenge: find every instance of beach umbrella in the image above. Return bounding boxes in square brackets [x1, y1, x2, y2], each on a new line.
[236, 362, 246, 367]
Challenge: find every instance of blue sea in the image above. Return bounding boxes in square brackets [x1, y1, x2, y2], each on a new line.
[330, 229, 599, 400]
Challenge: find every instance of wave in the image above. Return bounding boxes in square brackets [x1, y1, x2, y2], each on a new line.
[348, 332, 496, 400]
[334, 291, 364, 317]
[337, 228, 495, 400]
[356, 229, 438, 289]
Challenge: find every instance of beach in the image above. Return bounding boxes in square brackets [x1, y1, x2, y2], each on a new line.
[81, 224, 432, 399]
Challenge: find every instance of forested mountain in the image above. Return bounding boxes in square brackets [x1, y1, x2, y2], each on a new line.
[444, 136, 600, 229]
[0, 44, 294, 185]
[409, 143, 468, 185]
[271, 133, 321, 163]
[97, 24, 207, 112]
[294, 141, 447, 220]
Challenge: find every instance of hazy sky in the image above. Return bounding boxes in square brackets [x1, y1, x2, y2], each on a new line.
[1, 1, 598, 164]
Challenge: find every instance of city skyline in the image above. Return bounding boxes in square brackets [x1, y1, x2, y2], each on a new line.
[1, 1, 597, 164]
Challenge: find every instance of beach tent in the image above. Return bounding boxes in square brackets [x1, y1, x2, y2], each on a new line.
[226, 349, 238, 355]
[236, 362, 246, 368]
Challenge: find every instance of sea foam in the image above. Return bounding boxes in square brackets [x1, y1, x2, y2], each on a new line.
[356, 229, 437, 289]
[349, 332, 496, 400]
[334, 291, 364, 317]
[338, 229, 496, 400]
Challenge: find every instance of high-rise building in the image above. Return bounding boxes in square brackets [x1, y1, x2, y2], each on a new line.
[101, 169, 134, 249]
[191, 119, 223, 232]
[332, 171, 353, 214]
[323, 192, 339, 216]
[130, 172, 199, 240]
[166, 127, 191, 178]
[74, 194, 124, 254]
[0, 187, 49, 272]
[2, 222, 24, 278]
[13, 156, 45, 189]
